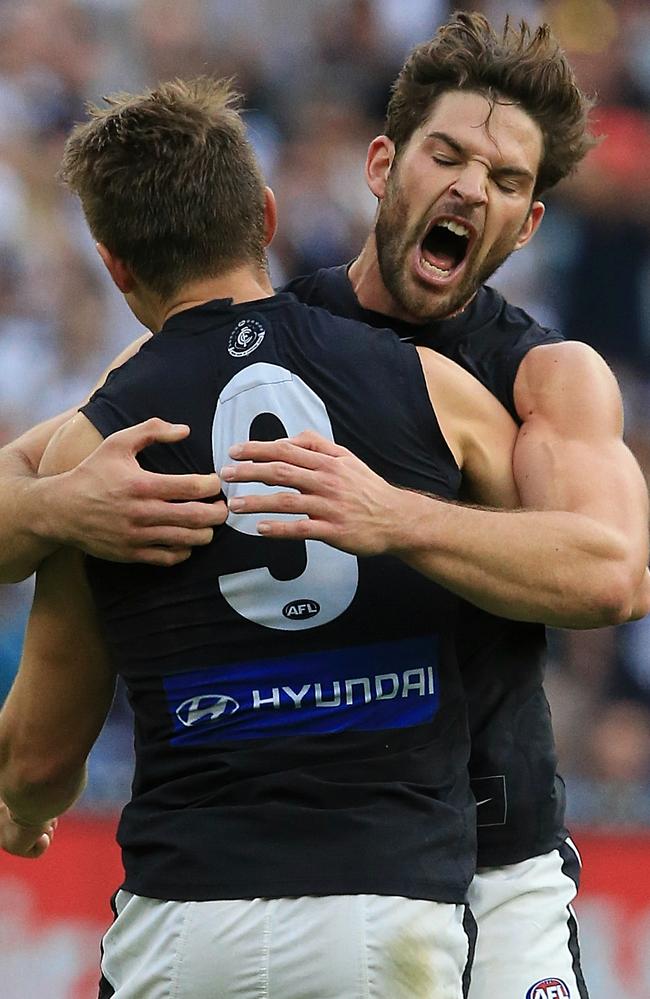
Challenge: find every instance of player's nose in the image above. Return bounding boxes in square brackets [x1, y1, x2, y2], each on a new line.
[449, 163, 488, 207]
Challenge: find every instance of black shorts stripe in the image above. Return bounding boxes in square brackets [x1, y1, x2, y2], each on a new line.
[559, 838, 590, 999]
[97, 891, 119, 999]
[462, 903, 478, 999]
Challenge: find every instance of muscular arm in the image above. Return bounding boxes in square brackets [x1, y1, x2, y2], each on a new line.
[219, 343, 649, 628]
[0, 545, 115, 855]
[0, 333, 225, 581]
[512, 341, 650, 620]
[0, 410, 141, 856]
[388, 342, 649, 625]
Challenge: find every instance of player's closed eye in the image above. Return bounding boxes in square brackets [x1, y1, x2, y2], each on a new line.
[494, 178, 519, 194]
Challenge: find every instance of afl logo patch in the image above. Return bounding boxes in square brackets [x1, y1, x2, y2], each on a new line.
[228, 318, 266, 357]
[526, 980, 570, 999]
[282, 599, 321, 621]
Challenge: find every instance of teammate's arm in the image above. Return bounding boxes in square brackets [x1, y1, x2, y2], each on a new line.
[512, 341, 650, 619]
[0, 545, 115, 857]
[218, 346, 649, 628]
[0, 333, 225, 581]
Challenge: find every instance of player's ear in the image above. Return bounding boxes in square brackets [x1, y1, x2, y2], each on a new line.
[514, 200, 545, 251]
[95, 243, 136, 293]
[365, 136, 395, 200]
[263, 187, 277, 246]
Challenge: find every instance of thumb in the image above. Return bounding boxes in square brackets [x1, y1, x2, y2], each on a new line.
[108, 418, 190, 455]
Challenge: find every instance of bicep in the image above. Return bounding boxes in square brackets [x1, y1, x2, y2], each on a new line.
[514, 342, 649, 551]
[514, 413, 649, 537]
[39, 413, 105, 476]
[0, 547, 116, 771]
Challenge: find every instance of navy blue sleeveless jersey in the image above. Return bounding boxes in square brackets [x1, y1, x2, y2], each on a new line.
[283, 266, 568, 867]
[81, 293, 474, 903]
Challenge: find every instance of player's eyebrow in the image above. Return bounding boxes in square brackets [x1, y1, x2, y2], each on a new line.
[426, 130, 535, 184]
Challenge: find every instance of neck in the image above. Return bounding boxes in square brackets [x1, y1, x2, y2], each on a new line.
[348, 236, 415, 321]
[150, 264, 275, 331]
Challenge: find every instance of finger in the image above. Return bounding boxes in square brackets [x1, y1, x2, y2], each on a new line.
[109, 418, 191, 454]
[220, 461, 317, 491]
[28, 831, 53, 859]
[135, 500, 228, 529]
[256, 518, 329, 542]
[228, 439, 328, 470]
[132, 546, 193, 566]
[139, 472, 223, 501]
[228, 492, 320, 517]
[288, 431, 348, 457]
[135, 526, 215, 548]
[4, 823, 51, 859]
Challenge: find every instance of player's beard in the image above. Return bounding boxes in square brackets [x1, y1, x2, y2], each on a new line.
[374, 176, 524, 323]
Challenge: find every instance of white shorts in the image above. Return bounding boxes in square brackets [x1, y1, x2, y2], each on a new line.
[99, 891, 475, 999]
[467, 837, 589, 999]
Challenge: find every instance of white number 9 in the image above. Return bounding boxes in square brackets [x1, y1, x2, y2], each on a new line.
[212, 362, 359, 631]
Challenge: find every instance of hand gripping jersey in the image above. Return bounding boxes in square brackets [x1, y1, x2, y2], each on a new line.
[283, 266, 568, 867]
[81, 294, 474, 904]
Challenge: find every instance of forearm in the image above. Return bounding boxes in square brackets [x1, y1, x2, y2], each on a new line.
[0, 762, 86, 826]
[0, 412, 76, 582]
[392, 491, 641, 628]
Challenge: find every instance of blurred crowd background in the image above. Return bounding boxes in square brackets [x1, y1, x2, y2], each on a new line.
[0, 0, 648, 827]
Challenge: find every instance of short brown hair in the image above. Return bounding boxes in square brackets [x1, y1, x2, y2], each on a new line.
[386, 12, 596, 196]
[60, 78, 267, 299]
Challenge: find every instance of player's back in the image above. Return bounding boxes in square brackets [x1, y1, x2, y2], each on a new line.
[81, 292, 473, 905]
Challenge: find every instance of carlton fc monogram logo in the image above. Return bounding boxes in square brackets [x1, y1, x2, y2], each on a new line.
[228, 318, 266, 357]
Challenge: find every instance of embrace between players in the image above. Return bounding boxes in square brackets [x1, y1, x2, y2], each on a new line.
[0, 13, 648, 999]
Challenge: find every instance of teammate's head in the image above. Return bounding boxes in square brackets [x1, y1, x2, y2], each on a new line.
[60, 78, 269, 304]
[364, 13, 596, 322]
[386, 12, 594, 197]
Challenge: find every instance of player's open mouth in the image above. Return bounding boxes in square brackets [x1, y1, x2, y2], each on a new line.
[414, 216, 475, 286]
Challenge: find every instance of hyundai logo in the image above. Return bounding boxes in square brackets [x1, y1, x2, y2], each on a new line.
[176, 694, 240, 728]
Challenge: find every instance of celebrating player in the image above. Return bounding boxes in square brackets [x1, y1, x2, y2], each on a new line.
[195, 14, 650, 999]
[0, 76, 530, 998]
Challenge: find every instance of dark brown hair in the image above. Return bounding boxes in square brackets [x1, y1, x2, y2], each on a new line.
[386, 12, 596, 196]
[60, 78, 267, 299]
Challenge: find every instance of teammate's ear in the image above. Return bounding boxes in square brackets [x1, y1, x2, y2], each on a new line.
[365, 136, 395, 200]
[263, 187, 277, 247]
[514, 200, 545, 251]
[96, 243, 135, 294]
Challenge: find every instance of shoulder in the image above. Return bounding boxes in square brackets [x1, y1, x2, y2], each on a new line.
[93, 333, 171, 393]
[82, 332, 152, 404]
[514, 340, 623, 428]
[280, 266, 345, 305]
[428, 287, 564, 421]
